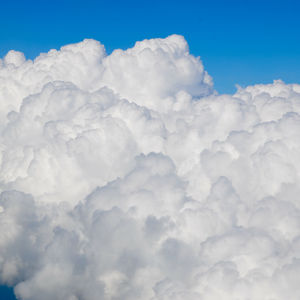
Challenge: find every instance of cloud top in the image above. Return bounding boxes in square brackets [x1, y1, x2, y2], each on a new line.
[0, 35, 300, 300]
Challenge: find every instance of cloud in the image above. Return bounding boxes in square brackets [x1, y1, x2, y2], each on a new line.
[0, 35, 299, 299]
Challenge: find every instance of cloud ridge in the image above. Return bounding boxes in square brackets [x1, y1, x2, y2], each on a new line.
[0, 35, 300, 300]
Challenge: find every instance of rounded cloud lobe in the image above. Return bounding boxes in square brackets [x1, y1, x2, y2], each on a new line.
[0, 35, 299, 300]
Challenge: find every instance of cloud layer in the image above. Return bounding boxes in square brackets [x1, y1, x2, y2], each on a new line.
[0, 35, 300, 300]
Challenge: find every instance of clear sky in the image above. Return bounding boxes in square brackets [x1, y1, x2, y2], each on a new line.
[0, 285, 16, 300]
[1, 0, 300, 93]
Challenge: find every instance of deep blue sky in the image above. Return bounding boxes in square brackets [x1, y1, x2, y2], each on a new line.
[0, 285, 16, 300]
[1, 0, 300, 93]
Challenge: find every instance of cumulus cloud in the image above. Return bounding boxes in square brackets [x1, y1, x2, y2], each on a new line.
[0, 35, 300, 300]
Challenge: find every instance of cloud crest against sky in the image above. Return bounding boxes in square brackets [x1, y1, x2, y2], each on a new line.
[0, 35, 300, 300]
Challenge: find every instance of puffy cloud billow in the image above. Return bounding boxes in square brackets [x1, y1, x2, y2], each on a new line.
[0, 35, 300, 300]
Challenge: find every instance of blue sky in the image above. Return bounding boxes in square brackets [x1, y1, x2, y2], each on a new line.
[0, 285, 16, 300]
[1, 0, 300, 93]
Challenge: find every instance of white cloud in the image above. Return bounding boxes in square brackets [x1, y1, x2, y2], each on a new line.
[0, 35, 299, 299]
